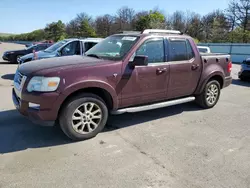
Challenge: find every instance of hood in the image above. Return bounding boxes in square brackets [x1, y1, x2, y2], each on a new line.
[18, 55, 111, 75]
[5, 49, 26, 54]
[20, 50, 56, 61]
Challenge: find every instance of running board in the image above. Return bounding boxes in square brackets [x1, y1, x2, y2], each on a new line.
[111, 96, 195, 115]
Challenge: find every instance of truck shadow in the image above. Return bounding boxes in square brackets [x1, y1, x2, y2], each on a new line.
[0, 61, 14, 64]
[0, 103, 203, 154]
[1, 73, 15, 80]
[0, 110, 70, 154]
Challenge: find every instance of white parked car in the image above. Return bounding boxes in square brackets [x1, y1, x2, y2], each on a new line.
[197, 46, 211, 53]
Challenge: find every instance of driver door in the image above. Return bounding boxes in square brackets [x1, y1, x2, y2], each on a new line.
[61, 41, 81, 56]
[121, 37, 170, 107]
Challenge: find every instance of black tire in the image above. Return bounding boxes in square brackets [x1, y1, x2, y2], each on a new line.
[59, 93, 108, 141]
[195, 80, 221, 109]
[15, 55, 22, 64]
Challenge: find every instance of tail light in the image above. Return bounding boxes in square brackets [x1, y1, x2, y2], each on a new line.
[227, 61, 232, 73]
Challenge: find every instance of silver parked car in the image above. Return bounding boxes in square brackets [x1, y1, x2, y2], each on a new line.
[238, 58, 250, 81]
[18, 38, 103, 64]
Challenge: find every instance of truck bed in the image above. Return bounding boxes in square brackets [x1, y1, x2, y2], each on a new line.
[200, 52, 230, 57]
[200, 53, 231, 78]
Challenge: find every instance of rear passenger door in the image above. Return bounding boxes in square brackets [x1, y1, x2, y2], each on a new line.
[166, 38, 202, 99]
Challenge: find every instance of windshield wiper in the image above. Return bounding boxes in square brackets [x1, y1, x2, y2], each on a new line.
[86, 54, 100, 59]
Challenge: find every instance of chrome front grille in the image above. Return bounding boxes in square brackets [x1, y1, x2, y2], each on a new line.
[14, 71, 27, 94]
[14, 71, 23, 85]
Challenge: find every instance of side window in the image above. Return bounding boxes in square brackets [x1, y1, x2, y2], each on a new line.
[135, 38, 164, 63]
[35, 45, 45, 51]
[61, 41, 80, 56]
[84, 42, 97, 52]
[169, 40, 187, 61]
[186, 40, 195, 59]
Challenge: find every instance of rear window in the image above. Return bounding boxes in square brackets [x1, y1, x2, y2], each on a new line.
[198, 48, 208, 53]
[169, 39, 195, 61]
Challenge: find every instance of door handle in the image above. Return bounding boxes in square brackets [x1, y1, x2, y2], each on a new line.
[191, 64, 200, 70]
[156, 68, 167, 74]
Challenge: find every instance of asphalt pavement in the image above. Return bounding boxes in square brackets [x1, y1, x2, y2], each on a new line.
[0, 43, 250, 188]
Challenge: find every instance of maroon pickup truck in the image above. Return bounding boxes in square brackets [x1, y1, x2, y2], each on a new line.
[13, 29, 232, 141]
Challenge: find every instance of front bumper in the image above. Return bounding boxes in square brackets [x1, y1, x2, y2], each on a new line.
[223, 76, 232, 88]
[12, 88, 60, 126]
[2, 54, 10, 61]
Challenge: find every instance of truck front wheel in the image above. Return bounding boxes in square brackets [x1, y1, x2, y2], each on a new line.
[196, 80, 221, 109]
[59, 93, 108, 141]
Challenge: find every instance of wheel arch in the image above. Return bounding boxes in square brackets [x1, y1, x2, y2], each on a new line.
[195, 71, 224, 95]
[56, 81, 119, 119]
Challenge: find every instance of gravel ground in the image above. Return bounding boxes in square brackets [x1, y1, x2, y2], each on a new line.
[0, 43, 250, 188]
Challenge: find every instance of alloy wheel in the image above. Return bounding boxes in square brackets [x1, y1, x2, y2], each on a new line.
[206, 84, 219, 105]
[71, 102, 102, 134]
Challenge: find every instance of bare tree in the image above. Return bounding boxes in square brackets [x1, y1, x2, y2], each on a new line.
[116, 6, 135, 31]
[200, 10, 230, 42]
[170, 11, 186, 32]
[95, 14, 114, 37]
[227, 0, 250, 42]
[185, 13, 203, 40]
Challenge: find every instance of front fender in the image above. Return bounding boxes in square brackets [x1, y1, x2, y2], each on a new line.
[58, 80, 119, 110]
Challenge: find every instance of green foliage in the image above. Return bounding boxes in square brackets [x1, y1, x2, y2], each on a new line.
[134, 11, 166, 31]
[193, 38, 199, 44]
[134, 14, 151, 31]
[44, 20, 66, 42]
[79, 20, 96, 37]
[228, 28, 250, 43]
[0, 33, 14, 37]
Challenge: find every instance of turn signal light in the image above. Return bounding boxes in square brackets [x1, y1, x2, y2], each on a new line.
[48, 81, 59, 87]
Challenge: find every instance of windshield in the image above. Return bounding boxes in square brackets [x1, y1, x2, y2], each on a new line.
[85, 35, 140, 60]
[26, 44, 36, 50]
[44, 40, 68, 53]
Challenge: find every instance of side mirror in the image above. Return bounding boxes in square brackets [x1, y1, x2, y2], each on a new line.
[130, 55, 148, 68]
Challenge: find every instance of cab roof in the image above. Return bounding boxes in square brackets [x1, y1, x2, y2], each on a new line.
[113, 29, 190, 38]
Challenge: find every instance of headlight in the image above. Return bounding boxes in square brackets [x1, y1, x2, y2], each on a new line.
[27, 76, 60, 92]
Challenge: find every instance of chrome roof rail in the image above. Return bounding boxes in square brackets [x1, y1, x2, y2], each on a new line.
[142, 29, 182, 35]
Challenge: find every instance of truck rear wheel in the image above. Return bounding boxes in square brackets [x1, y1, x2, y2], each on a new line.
[196, 80, 221, 109]
[59, 93, 108, 141]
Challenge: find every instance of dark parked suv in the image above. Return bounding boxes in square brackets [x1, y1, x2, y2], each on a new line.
[238, 58, 250, 81]
[2, 43, 52, 63]
[13, 29, 232, 141]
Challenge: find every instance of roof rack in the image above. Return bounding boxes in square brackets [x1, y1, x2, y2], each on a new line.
[66, 38, 79, 40]
[119, 31, 141, 34]
[142, 29, 182, 35]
